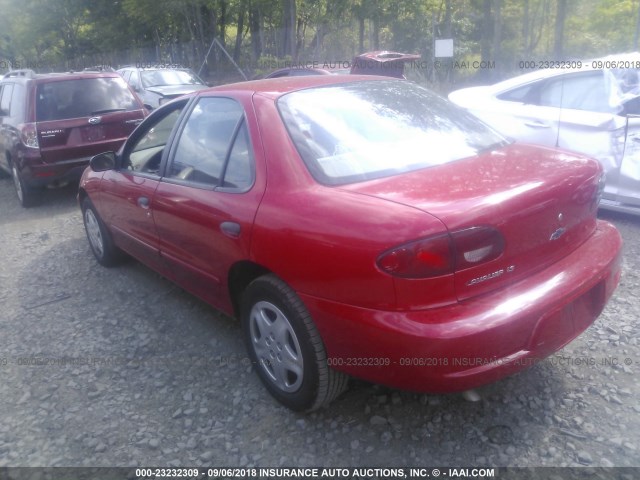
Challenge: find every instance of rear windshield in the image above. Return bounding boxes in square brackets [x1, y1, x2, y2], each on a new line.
[141, 70, 204, 88]
[36, 77, 140, 121]
[278, 80, 508, 185]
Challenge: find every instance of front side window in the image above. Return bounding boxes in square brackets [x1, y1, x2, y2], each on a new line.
[167, 97, 253, 190]
[124, 103, 185, 175]
[278, 80, 508, 185]
[36, 77, 140, 121]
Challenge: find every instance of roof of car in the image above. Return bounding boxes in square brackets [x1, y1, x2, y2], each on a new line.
[353, 50, 421, 62]
[204, 74, 395, 99]
[265, 67, 335, 78]
[117, 66, 192, 71]
[2, 69, 123, 83]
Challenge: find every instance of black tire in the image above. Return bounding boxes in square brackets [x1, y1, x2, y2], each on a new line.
[81, 197, 125, 267]
[241, 274, 349, 411]
[11, 164, 42, 207]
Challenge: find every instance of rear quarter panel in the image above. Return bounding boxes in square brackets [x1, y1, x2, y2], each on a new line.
[249, 93, 452, 310]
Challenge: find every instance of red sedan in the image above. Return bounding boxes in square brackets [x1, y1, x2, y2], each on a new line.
[79, 75, 622, 411]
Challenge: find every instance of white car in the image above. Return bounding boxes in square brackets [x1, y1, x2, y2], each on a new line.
[117, 66, 209, 110]
[449, 53, 640, 215]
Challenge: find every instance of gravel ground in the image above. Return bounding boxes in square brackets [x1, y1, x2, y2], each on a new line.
[0, 176, 639, 468]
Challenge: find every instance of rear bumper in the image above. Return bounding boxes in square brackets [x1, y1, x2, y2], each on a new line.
[302, 220, 623, 393]
[22, 157, 90, 187]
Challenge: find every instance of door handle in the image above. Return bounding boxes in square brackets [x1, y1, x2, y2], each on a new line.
[523, 120, 550, 128]
[137, 196, 150, 208]
[220, 221, 241, 238]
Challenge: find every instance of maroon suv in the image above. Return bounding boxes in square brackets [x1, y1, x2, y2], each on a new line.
[0, 69, 147, 206]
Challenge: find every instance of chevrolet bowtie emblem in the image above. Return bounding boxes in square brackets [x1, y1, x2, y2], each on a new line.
[550, 227, 567, 241]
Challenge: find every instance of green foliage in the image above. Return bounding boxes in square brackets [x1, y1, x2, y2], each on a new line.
[1, 0, 640, 83]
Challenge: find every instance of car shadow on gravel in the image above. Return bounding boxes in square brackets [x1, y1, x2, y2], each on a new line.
[8, 234, 592, 466]
[598, 208, 640, 225]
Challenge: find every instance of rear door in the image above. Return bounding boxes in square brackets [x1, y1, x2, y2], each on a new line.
[491, 71, 617, 153]
[152, 94, 266, 309]
[498, 71, 627, 204]
[36, 76, 145, 163]
[548, 71, 618, 161]
[489, 81, 562, 146]
[549, 71, 640, 207]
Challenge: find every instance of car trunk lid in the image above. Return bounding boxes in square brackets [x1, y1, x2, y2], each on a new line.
[342, 143, 602, 302]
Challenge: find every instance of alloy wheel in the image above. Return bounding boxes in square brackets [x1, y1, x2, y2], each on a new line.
[11, 165, 24, 204]
[84, 208, 104, 258]
[249, 300, 304, 393]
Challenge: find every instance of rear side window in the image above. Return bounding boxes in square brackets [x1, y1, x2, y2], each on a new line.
[498, 72, 614, 112]
[496, 84, 536, 102]
[538, 72, 612, 112]
[36, 77, 140, 121]
[278, 80, 508, 185]
[10, 84, 25, 117]
[167, 97, 253, 190]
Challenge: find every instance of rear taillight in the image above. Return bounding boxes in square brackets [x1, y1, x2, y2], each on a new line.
[376, 226, 505, 279]
[451, 226, 505, 269]
[377, 234, 453, 278]
[19, 123, 39, 149]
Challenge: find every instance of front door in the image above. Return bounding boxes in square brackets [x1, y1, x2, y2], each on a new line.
[100, 99, 188, 272]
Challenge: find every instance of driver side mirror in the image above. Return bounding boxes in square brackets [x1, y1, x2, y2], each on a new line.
[90, 151, 116, 172]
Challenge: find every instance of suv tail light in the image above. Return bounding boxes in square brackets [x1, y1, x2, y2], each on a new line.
[19, 123, 39, 149]
[376, 226, 505, 279]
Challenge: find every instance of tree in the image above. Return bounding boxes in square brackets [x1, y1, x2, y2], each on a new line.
[1, 0, 639, 85]
[553, 0, 567, 59]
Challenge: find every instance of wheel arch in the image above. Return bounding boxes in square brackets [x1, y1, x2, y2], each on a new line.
[77, 186, 89, 205]
[227, 260, 271, 318]
[4, 150, 14, 169]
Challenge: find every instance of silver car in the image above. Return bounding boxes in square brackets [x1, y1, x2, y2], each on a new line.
[449, 53, 640, 215]
[117, 66, 209, 110]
